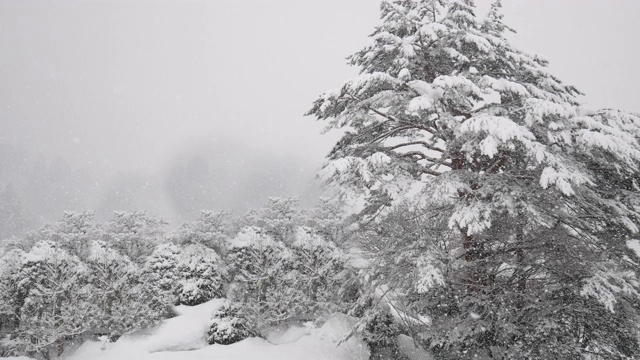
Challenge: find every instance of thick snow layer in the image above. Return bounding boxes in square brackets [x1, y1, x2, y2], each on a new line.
[54, 299, 369, 360]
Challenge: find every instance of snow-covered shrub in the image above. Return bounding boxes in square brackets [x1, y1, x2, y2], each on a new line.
[359, 307, 405, 360]
[142, 241, 226, 309]
[206, 302, 257, 345]
[86, 240, 160, 340]
[175, 243, 225, 306]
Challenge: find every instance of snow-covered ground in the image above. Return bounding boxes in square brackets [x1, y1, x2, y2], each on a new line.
[24, 299, 370, 360]
[1, 298, 432, 360]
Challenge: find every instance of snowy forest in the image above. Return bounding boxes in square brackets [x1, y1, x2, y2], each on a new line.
[2, 0, 640, 359]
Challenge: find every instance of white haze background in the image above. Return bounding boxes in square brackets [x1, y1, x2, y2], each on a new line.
[0, 0, 638, 228]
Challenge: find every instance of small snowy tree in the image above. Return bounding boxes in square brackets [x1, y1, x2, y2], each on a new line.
[307, 0, 640, 357]
[207, 301, 257, 345]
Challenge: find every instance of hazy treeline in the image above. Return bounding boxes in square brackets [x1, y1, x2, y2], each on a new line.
[0, 141, 323, 238]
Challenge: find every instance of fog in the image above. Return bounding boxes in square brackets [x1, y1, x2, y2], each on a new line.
[0, 0, 638, 231]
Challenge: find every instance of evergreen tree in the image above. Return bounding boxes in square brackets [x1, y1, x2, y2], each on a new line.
[307, 0, 640, 357]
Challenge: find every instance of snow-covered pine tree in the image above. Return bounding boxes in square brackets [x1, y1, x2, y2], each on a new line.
[307, 0, 640, 357]
[103, 211, 167, 264]
[86, 240, 159, 341]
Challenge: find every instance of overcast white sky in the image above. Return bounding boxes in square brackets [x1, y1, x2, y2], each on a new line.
[0, 0, 638, 221]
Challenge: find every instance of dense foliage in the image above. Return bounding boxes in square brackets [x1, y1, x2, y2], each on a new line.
[0, 197, 353, 359]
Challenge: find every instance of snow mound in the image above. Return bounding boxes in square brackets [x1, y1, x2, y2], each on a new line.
[147, 299, 226, 352]
[265, 324, 311, 345]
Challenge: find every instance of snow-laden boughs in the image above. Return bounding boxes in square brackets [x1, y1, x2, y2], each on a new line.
[308, 0, 640, 357]
[415, 253, 445, 293]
